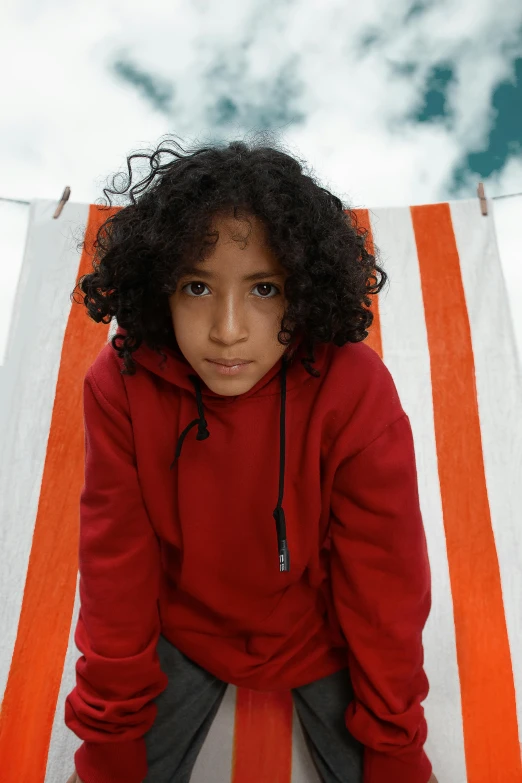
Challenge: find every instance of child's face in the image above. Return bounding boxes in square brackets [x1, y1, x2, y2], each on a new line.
[169, 213, 289, 397]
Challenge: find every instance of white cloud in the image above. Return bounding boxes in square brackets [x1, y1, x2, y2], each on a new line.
[0, 0, 520, 209]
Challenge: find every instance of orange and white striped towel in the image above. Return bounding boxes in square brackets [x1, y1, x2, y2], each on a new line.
[0, 197, 521, 783]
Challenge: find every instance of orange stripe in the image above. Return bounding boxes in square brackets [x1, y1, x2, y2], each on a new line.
[411, 203, 521, 783]
[0, 205, 118, 781]
[352, 208, 383, 358]
[232, 688, 293, 783]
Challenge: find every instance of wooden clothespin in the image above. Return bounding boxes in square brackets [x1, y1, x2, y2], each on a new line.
[53, 186, 71, 219]
[477, 182, 488, 216]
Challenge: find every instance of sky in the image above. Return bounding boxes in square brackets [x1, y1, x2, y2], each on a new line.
[0, 0, 521, 207]
[0, 0, 521, 360]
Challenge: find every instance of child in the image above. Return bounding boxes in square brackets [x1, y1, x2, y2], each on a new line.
[64, 135, 436, 783]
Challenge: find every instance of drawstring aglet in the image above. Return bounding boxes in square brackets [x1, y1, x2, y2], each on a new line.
[279, 540, 290, 572]
[273, 506, 290, 572]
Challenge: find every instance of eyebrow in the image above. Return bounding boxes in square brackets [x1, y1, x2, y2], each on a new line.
[180, 268, 286, 282]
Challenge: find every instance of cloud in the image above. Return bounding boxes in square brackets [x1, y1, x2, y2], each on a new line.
[0, 0, 520, 209]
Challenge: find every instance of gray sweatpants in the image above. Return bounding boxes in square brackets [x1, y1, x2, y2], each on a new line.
[143, 634, 364, 783]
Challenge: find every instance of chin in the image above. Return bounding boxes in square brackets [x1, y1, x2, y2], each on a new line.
[200, 368, 256, 394]
[205, 377, 254, 396]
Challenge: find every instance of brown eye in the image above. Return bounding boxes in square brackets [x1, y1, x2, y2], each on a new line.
[182, 282, 209, 297]
[253, 283, 279, 298]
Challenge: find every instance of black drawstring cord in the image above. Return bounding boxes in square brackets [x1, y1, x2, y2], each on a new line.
[169, 360, 291, 572]
[273, 355, 290, 572]
[170, 375, 209, 469]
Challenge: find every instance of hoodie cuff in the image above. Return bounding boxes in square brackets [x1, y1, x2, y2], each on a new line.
[364, 745, 433, 783]
[74, 739, 147, 783]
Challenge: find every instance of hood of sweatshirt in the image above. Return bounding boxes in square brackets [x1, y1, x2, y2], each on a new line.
[123, 327, 329, 573]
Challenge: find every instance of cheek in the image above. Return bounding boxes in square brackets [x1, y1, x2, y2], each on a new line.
[173, 311, 202, 344]
[171, 295, 191, 324]
[268, 301, 288, 338]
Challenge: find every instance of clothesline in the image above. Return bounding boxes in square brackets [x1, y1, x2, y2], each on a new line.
[0, 191, 521, 207]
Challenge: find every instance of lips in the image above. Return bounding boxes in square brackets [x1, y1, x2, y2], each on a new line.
[207, 359, 252, 367]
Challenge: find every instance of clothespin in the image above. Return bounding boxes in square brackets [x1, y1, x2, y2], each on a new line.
[53, 186, 71, 219]
[477, 182, 488, 216]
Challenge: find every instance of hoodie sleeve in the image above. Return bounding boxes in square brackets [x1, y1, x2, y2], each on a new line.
[64, 365, 169, 783]
[329, 412, 433, 783]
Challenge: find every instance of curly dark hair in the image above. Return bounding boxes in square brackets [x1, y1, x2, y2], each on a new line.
[71, 132, 388, 378]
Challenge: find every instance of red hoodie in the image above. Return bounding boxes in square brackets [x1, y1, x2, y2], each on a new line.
[64, 329, 432, 783]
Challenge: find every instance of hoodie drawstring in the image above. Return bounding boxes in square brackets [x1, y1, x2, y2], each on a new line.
[170, 355, 290, 573]
[170, 375, 210, 465]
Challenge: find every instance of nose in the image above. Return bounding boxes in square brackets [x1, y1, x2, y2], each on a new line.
[208, 294, 249, 346]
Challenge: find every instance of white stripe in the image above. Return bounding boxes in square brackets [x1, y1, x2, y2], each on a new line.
[191, 686, 237, 782]
[0, 200, 30, 366]
[290, 704, 322, 783]
[492, 195, 522, 366]
[45, 575, 82, 782]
